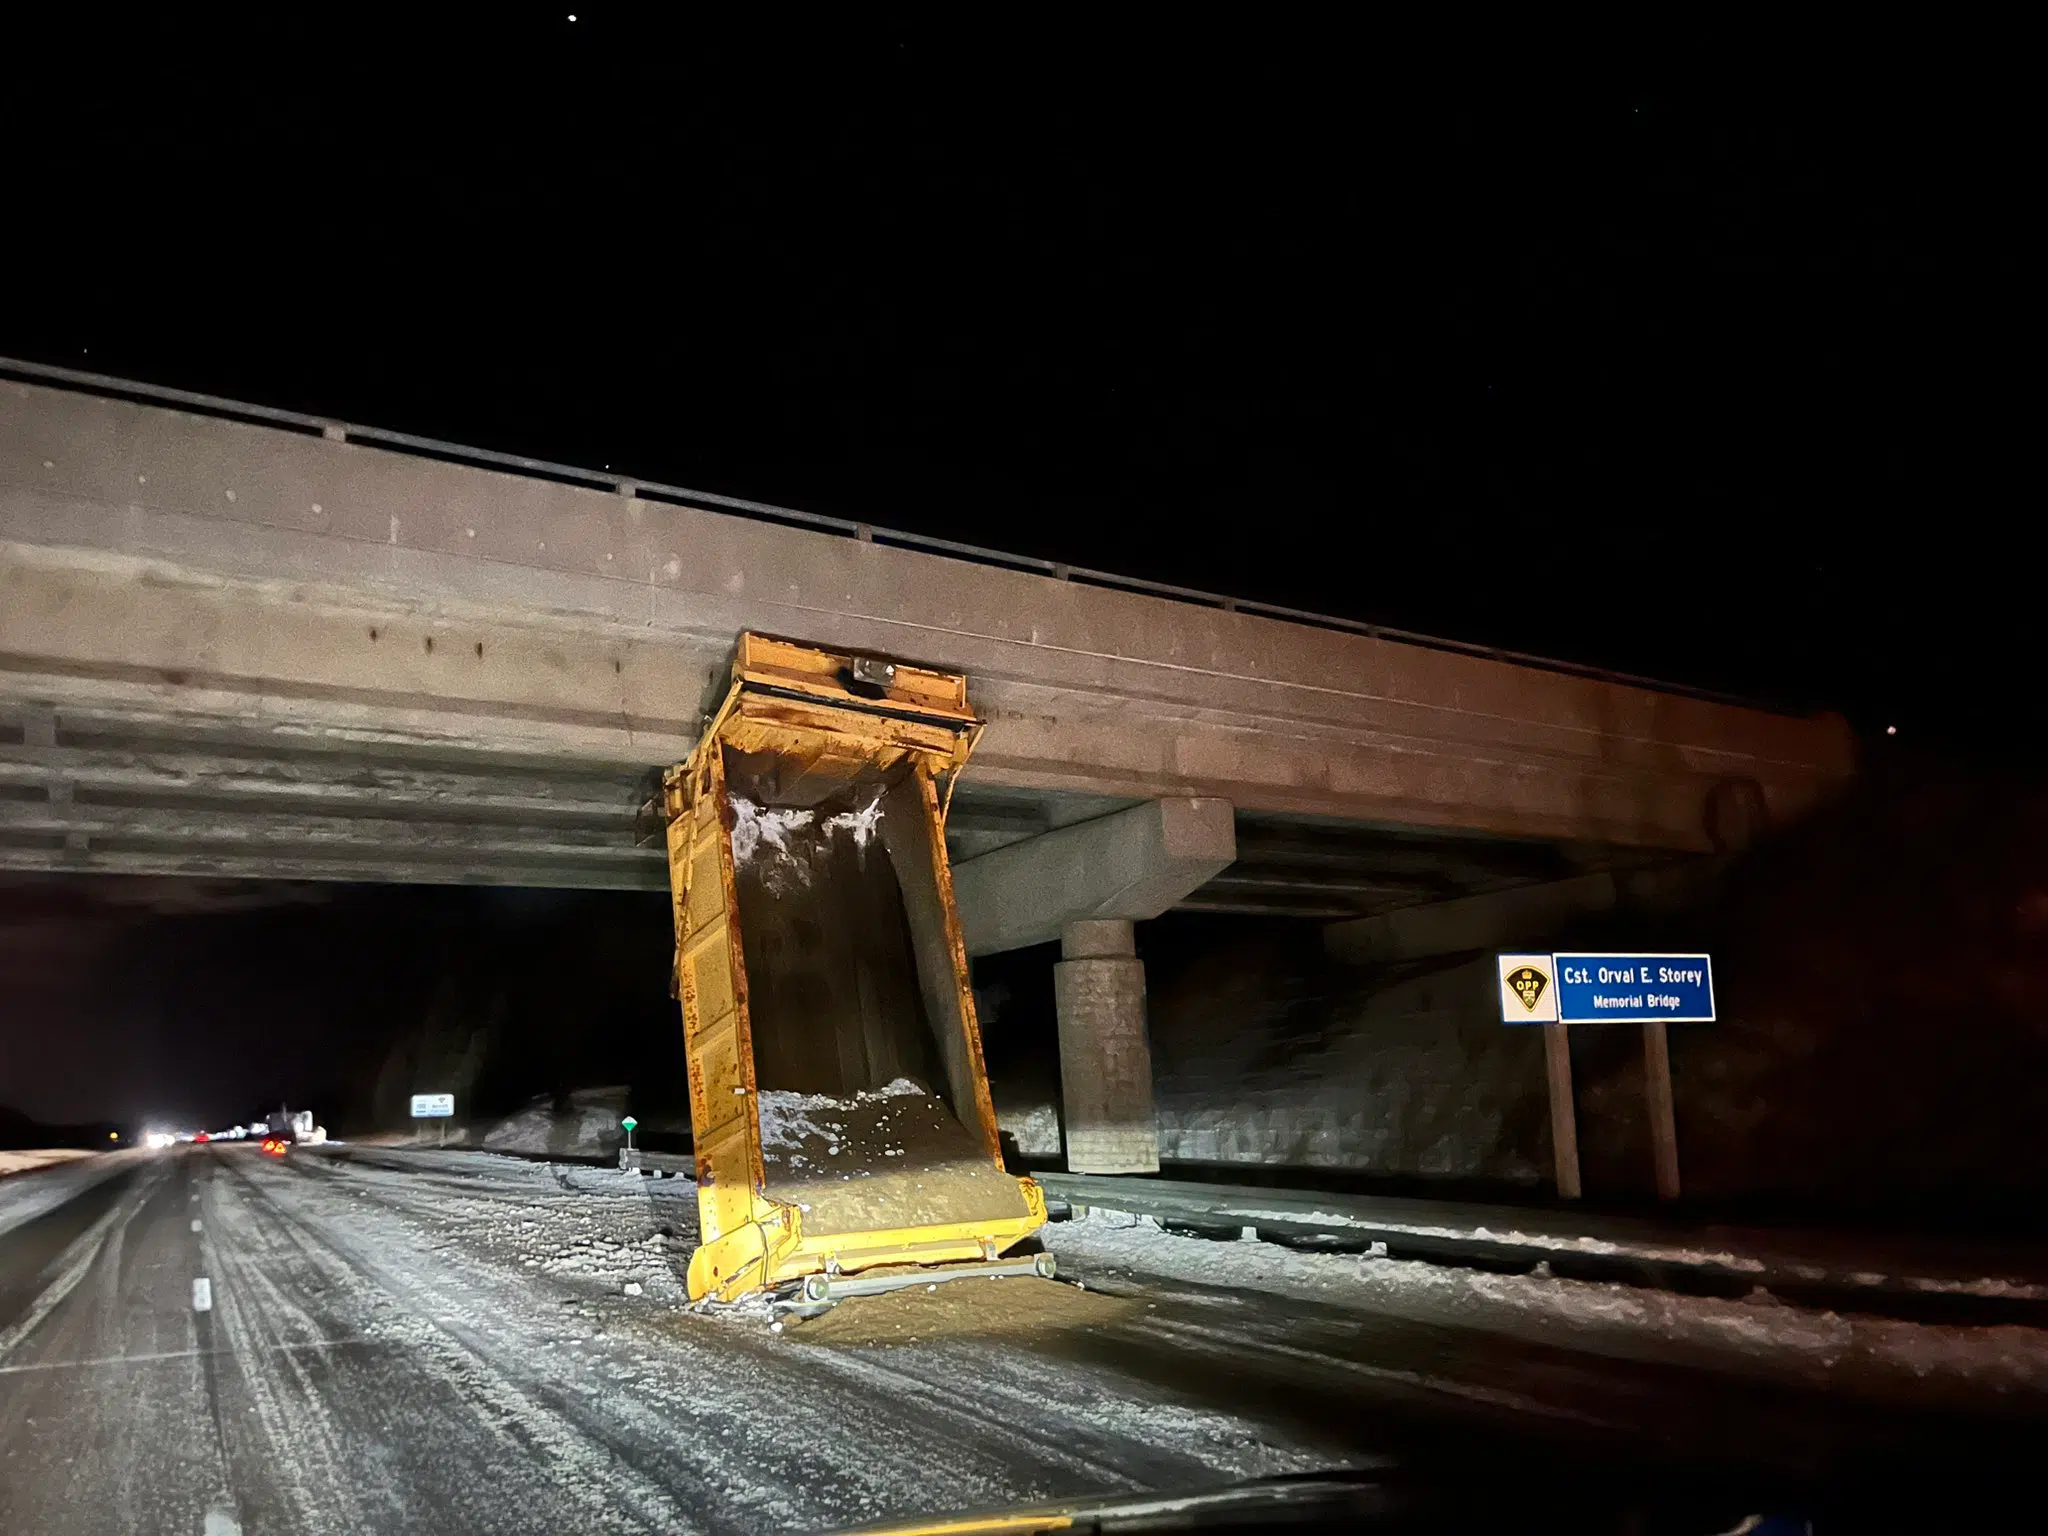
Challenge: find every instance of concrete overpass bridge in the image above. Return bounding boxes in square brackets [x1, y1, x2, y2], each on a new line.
[0, 360, 1855, 1171]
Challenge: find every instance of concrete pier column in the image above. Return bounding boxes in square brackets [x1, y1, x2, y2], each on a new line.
[1054, 919, 1159, 1173]
[954, 799, 1226, 1175]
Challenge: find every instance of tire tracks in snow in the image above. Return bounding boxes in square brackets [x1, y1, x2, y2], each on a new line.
[237, 1158, 1047, 1529]
[212, 1155, 703, 1534]
[0, 1160, 163, 1363]
[237, 1154, 1325, 1531]
[771, 1322, 1339, 1492]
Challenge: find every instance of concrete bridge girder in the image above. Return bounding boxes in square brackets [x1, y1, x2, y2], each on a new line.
[954, 797, 1237, 958]
[1, 377, 1857, 854]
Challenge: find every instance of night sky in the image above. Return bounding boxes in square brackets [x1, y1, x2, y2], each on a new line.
[6, 16, 2030, 738]
[0, 19, 2034, 1129]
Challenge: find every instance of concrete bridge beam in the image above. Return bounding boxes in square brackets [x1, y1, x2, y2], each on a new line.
[1, 376, 1859, 854]
[1321, 859, 1730, 966]
[952, 797, 1236, 958]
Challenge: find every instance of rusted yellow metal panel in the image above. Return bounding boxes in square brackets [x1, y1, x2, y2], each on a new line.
[734, 631, 975, 723]
[666, 634, 1044, 1303]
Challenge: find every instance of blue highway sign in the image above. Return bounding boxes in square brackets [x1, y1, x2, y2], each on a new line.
[1551, 953, 1715, 1024]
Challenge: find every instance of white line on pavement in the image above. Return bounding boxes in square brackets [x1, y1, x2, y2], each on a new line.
[192, 1278, 212, 1313]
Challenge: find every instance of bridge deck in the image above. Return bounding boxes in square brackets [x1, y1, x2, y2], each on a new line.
[1, 368, 1856, 888]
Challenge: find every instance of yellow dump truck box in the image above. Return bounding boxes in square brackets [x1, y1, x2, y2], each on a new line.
[665, 633, 1047, 1303]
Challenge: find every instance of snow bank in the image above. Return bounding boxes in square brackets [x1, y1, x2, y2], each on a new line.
[0, 1148, 95, 1177]
[0, 1149, 150, 1239]
[482, 1087, 629, 1158]
[1900, 1274, 2048, 1301]
[996, 1102, 1061, 1157]
[1046, 1208, 2048, 1397]
[1214, 1205, 1769, 1274]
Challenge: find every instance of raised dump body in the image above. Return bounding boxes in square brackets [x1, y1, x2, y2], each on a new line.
[664, 633, 1047, 1303]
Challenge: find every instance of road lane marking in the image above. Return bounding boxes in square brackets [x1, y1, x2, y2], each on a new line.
[192, 1277, 213, 1312]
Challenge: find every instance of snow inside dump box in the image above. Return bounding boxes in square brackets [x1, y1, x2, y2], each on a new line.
[757, 1078, 1025, 1235]
[724, 761, 1032, 1240]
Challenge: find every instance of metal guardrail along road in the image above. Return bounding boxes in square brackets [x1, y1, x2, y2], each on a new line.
[1034, 1172, 2048, 1327]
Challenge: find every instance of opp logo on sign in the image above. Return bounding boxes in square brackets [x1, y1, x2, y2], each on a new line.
[1507, 964, 1548, 1012]
[1496, 953, 1558, 1023]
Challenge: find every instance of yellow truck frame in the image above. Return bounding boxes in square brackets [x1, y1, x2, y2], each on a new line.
[664, 633, 1048, 1303]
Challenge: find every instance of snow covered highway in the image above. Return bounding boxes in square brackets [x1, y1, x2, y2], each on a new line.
[2, 1146, 2043, 1533]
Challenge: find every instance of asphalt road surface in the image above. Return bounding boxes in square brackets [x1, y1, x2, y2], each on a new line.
[1, 1147, 2040, 1534]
